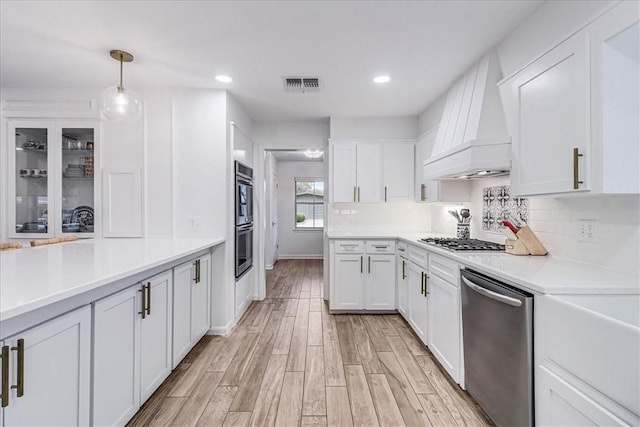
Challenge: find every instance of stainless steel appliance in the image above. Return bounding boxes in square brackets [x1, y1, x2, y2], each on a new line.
[419, 237, 505, 251]
[235, 225, 253, 278]
[235, 161, 253, 279]
[235, 161, 253, 226]
[461, 269, 534, 426]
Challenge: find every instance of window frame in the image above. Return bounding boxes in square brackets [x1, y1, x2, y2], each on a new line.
[293, 177, 324, 231]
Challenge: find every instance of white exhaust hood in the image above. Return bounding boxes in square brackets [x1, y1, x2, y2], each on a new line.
[424, 51, 511, 181]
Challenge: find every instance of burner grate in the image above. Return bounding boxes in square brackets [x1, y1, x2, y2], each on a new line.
[419, 238, 505, 252]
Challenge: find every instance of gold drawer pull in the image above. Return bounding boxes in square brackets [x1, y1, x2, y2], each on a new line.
[1, 345, 9, 407]
[573, 148, 584, 189]
[11, 339, 24, 397]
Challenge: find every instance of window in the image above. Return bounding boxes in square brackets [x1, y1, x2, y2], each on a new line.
[295, 179, 324, 229]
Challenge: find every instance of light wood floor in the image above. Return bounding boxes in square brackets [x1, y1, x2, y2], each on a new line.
[128, 259, 493, 427]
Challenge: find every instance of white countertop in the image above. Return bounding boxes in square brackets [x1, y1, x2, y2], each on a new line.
[0, 237, 224, 322]
[326, 230, 640, 295]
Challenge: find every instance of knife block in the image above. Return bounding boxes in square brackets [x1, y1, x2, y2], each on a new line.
[505, 225, 548, 256]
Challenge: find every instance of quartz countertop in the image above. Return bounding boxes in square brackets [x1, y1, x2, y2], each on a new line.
[0, 237, 224, 322]
[327, 230, 640, 295]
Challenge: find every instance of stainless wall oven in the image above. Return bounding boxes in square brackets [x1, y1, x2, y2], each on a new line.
[235, 161, 253, 279]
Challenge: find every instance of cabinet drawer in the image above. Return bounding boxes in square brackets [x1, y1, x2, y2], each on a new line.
[397, 241, 408, 257]
[429, 254, 460, 285]
[366, 240, 395, 254]
[334, 240, 365, 254]
[408, 244, 428, 269]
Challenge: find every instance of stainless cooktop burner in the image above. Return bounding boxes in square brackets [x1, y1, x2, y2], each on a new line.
[419, 237, 505, 252]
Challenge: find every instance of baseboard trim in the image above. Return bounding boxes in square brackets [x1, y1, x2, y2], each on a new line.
[278, 254, 323, 260]
[207, 318, 235, 336]
[265, 264, 274, 270]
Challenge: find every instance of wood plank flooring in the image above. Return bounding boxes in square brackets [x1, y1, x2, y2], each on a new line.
[128, 259, 493, 427]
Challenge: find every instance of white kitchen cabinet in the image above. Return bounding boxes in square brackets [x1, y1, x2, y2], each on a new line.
[332, 254, 366, 310]
[93, 271, 173, 426]
[537, 366, 629, 426]
[7, 120, 100, 238]
[366, 254, 396, 310]
[331, 240, 396, 311]
[396, 254, 408, 319]
[1, 306, 91, 426]
[428, 273, 461, 383]
[507, 29, 590, 196]
[330, 140, 414, 203]
[502, 2, 639, 196]
[173, 254, 211, 367]
[407, 260, 428, 344]
[330, 142, 357, 202]
[382, 143, 414, 202]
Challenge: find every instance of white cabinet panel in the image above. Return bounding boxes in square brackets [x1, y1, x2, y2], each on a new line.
[191, 254, 211, 343]
[383, 143, 414, 202]
[366, 255, 396, 310]
[333, 254, 365, 310]
[172, 261, 193, 367]
[139, 271, 173, 402]
[356, 143, 383, 203]
[396, 256, 408, 319]
[331, 143, 357, 202]
[102, 168, 142, 237]
[3, 306, 91, 427]
[93, 286, 141, 426]
[510, 30, 590, 196]
[408, 261, 428, 344]
[428, 274, 461, 383]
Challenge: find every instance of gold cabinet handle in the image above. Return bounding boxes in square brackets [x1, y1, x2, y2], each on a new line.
[146, 283, 151, 316]
[402, 260, 406, 280]
[360, 256, 363, 274]
[353, 186, 357, 202]
[425, 274, 429, 296]
[368, 256, 371, 274]
[573, 148, 584, 189]
[10, 339, 24, 397]
[139, 285, 147, 319]
[193, 259, 201, 283]
[385, 186, 388, 202]
[421, 272, 425, 295]
[1, 345, 9, 408]
[357, 187, 360, 202]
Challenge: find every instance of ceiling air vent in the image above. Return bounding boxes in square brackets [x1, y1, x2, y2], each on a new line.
[283, 76, 321, 93]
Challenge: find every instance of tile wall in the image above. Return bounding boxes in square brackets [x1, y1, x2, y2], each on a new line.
[328, 202, 431, 233]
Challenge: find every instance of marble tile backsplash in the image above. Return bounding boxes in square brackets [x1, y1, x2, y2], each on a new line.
[430, 176, 640, 275]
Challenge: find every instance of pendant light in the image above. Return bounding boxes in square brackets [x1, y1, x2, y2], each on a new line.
[100, 50, 142, 121]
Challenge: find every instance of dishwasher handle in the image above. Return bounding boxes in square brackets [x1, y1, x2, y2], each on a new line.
[462, 276, 522, 307]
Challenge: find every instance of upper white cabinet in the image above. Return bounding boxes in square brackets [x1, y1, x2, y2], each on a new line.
[330, 140, 414, 203]
[0, 306, 91, 426]
[501, 2, 639, 196]
[7, 120, 100, 238]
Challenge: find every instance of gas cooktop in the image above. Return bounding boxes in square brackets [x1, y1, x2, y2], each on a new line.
[419, 237, 505, 252]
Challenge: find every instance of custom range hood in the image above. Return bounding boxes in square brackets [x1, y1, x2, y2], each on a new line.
[424, 51, 511, 180]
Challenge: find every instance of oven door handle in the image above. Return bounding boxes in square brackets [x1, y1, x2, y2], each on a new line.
[462, 276, 522, 307]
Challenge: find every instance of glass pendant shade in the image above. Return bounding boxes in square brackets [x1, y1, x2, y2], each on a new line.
[100, 85, 142, 120]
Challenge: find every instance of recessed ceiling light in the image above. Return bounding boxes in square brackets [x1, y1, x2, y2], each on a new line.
[303, 150, 323, 159]
[215, 75, 233, 83]
[373, 75, 391, 84]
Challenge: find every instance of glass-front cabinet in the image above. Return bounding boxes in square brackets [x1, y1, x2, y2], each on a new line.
[9, 120, 99, 238]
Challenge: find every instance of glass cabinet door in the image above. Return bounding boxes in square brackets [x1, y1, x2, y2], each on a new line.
[12, 125, 54, 236]
[60, 127, 95, 234]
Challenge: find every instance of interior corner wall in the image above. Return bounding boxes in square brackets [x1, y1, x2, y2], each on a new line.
[276, 161, 324, 259]
[329, 116, 419, 139]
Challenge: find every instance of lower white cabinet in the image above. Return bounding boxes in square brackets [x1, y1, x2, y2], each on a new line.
[0, 306, 91, 426]
[173, 254, 211, 368]
[331, 240, 396, 311]
[407, 260, 428, 344]
[93, 271, 173, 426]
[427, 273, 461, 383]
[396, 255, 408, 318]
[537, 366, 629, 426]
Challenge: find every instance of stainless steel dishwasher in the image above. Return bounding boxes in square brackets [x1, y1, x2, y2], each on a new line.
[461, 269, 534, 427]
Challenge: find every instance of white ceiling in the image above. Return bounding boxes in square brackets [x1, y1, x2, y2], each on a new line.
[270, 150, 324, 162]
[0, 1, 543, 122]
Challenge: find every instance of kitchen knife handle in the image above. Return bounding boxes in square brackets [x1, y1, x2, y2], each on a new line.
[573, 148, 584, 189]
[1, 345, 9, 408]
[11, 339, 24, 397]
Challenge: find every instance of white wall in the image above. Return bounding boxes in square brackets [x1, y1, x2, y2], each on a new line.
[254, 119, 329, 149]
[276, 160, 324, 258]
[330, 116, 418, 139]
[328, 202, 431, 233]
[264, 152, 277, 267]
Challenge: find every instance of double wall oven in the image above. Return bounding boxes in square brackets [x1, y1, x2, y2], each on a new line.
[235, 161, 253, 279]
